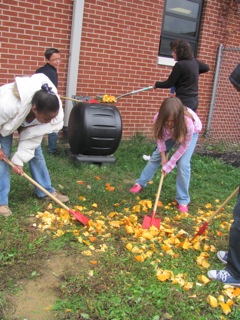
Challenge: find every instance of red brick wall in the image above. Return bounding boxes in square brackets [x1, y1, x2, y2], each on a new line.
[0, 0, 73, 94]
[1, 0, 240, 140]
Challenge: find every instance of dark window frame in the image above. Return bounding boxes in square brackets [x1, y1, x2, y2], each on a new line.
[159, 0, 204, 58]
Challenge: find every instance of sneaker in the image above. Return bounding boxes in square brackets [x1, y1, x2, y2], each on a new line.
[0, 205, 12, 217]
[43, 191, 69, 203]
[177, 204, 188, 213]
[207, 270, 240, 287]
[217, 251, 228, 264]
[143, 155, 151, 161]
[129, 183, 143, 194]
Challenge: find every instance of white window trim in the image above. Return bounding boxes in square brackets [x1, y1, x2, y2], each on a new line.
[157, 56, 176, 66]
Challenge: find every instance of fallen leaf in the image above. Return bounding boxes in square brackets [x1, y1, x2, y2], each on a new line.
[207, 295, 218, 308]
[219, 302, 231, 315]
[135, 254, 146, 262]
[198, 275, 210, 284]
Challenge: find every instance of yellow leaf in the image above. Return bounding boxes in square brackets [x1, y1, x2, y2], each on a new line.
[193, 241, 201, 250]
[128, 214, 138, 224]
[145, 250, 154, 258]
[46, 203, 53, 210]
[156, 270, 173, 282]
[135, 255, 145, 262]
[181, 238, 191, 250]
[82, 240, 91, 246]
[207, 295, 218, 308]
[73, 229, 80, 236]
[79, 196, 86, 201]
[109, 221, 121, 228]
[125, 225, 134, 234]
[89, 260, 98, 265]
[92, 203, 98, 208]
[219, 302, 231, 315]
[141, 231, 154, 240]
[55, 230, 65, 237]
[198, 275, 210, 284]
[227, 299, 234, 307]
[201, 259, 210, 268]
[184, 282, 194, 290]
[108, 211, 116, 218]
[232, 287, 240, 297]
[132, 205, 141, 213]
[205, 203, 213, 209]
[162, 244, 172, 252]
[95, 176, 101, 180]
[126, 243, 133, 251]
[82, 250, 92, 256]
[218, 295, 225, 302]
[132, 246, 143, 254]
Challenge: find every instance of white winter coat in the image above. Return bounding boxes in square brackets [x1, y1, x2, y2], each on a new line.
[0, 73, 64, 166]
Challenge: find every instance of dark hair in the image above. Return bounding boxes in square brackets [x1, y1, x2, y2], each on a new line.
[171, 39, 193, 60]
[31, 88, 59, 113]
[44, 48, 60, 60]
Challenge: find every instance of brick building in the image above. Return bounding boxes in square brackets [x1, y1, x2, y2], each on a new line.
[1, 0, 239, 141]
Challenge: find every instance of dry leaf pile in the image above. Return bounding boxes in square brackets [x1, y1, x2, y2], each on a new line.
[33, 177, 239, 316]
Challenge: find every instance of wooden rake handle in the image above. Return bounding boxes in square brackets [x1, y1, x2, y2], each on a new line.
[207, 186, 239, 224]
[60, 95, 84, 103]
[152, 172, 165, 213]
[4, 158, 71, 212]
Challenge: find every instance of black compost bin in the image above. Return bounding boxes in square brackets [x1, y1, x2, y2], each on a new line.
[68, 102, 122, 156]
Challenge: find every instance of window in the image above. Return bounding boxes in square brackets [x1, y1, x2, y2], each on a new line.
[159, 0, 204, 58]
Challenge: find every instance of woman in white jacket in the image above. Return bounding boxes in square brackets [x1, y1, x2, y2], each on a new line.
[0, 73, 68, 217]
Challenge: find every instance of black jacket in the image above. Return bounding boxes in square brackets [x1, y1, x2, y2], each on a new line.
[35, 63, 58, 88]
[155, 58, 209, 97]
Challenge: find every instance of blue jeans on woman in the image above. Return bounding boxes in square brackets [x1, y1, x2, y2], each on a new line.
[136, 133, 199, 205]
[0, 133, 55, 205]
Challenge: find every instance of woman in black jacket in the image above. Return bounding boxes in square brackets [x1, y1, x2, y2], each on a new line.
[154, 39, 210, 112]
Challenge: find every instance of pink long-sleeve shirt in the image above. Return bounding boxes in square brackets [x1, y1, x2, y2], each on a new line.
[154, 108, 202, 174]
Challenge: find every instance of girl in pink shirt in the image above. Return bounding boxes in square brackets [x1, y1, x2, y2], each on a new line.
[130, 97, 202, 213]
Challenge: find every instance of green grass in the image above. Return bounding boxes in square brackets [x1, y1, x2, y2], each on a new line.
[0, 135, 239, 320]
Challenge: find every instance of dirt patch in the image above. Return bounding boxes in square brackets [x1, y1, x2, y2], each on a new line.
[5, 252, 80, 320]
[195, 145, 240, 168]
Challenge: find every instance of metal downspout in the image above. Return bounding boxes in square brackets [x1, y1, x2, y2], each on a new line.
[206, 43, 224, 136]
[63, 0, 85, 132]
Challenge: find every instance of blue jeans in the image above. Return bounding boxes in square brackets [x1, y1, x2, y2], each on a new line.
[136, 134, 199, 205]
[47, 132, 58, 153]
[226, 189, 240, 279]
[0, 133, 55, 205]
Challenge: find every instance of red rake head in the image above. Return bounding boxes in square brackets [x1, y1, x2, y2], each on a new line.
[69, 209, 89, 226]
[142, 215, 161, 229]
[191, 221, 208, 241]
